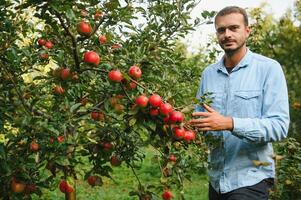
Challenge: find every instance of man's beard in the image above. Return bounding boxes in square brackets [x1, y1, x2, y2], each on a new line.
[221, 41, 246, 57]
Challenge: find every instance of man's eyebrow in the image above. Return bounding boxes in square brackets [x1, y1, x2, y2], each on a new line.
[216, 25, 240, 31]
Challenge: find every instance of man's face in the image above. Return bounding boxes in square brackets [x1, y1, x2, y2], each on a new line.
[215, 13, 250, 54]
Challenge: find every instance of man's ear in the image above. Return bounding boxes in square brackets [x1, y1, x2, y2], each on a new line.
[246, 26, 251, 37]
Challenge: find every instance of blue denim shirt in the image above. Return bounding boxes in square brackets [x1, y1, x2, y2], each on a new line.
[196, 49, 290, 193]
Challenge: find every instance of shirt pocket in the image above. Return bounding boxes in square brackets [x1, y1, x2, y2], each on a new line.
[233, 90, 261, 118]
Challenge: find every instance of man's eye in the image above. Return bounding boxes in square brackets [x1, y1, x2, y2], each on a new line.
[217, 28, 225, 33]
[229, 26, 239, 31]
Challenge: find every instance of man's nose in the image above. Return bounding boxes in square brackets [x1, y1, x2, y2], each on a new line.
[224, 28, 232, 37]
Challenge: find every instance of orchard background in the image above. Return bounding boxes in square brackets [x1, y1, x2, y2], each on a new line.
[0, 0, 300, 200]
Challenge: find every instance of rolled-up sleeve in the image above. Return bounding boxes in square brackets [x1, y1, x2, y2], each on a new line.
[232, 62, 290, 144]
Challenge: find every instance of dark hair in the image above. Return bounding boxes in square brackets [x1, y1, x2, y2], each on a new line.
[214, 6, 249, 26]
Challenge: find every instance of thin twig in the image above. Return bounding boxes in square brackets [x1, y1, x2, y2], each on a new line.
[121, 84, 134, 103]
[129, 79, 148, 91]
[128, 162, 142, 187]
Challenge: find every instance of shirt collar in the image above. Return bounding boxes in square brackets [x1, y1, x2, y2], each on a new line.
[216, 49, 253, 73]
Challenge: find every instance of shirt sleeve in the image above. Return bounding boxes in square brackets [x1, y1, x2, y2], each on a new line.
[231, 62, 290, 144]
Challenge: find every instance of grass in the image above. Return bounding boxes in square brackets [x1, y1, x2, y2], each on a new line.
[33, 147, 208, 199]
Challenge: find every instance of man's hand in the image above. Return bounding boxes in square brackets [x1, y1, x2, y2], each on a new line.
[189, 104, 233, 131]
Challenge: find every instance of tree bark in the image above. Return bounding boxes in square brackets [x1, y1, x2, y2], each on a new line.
[66, 190, 76, 200]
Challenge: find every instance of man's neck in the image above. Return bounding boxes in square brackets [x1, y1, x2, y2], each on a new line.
[224, 46, 248, 69]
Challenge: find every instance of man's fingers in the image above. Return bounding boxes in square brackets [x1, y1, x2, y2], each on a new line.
[191, 112, 211, 117]
[190, 123, 211, 128]
[203, 104, 215, 113]
[189, 118, 210, 124]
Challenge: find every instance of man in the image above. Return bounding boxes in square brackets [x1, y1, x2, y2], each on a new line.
[189, 6, 290, 200]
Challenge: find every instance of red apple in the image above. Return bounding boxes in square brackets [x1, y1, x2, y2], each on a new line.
[108, 70, 123, 82]
[57, 135, 64, 143]
[114, 104, 124, 114]
[87, 175, 102, 186]
[150, 108, 159, 116]
[30, 141, 39, 152]
[54, 86, 65, 95]
[40, 53, 49, 59]
[83, 51, 100, 65]
[101, 142, 113, 152]
[109, 96, 119, 106]
[162, 190, 173, 200]
[44, 41, 53, 49]
[94, 11, 103, 20]
[135, 95, 149, 107]
[173, 127, 185, 140]
[184, 130, 196, 142]
[160, 103, 173, 115]
[169, 154, 177, 162]
[111, 44, 121, 49]
[169, 111, 184, 123]
[99, 35, 107, 44]
[128, 65, 142, 79]
[60, 68, 71, 80]
[110, 155, 122, 167]
[91, 111, 105, 121]
[59, 180, 74, 193]
[77, 21, 92, 36]
[37, 38, 46, 46]
[11, 178, 26, 194]
[149, 94, 162, 107]
[129, 81, 137, 89]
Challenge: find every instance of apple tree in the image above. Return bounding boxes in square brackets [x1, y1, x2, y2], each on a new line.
[0, 0, 211, 199]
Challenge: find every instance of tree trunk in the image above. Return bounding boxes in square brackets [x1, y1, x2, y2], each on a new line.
[65, 190, 76, 200]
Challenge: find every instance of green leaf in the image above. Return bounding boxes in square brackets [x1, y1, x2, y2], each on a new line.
[147, 121, 156, 131]
[129, 190, 139, 196]
[56, 157, 70, 166]
[66, 9, 76, 21]
[129, 118, 136, 126]
[70, 103, 82, 113]
[87, 137, 98, 144]
[104, 0, 120, 11]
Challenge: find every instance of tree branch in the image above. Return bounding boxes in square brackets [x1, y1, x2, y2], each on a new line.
[50, 8, 81, 71]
